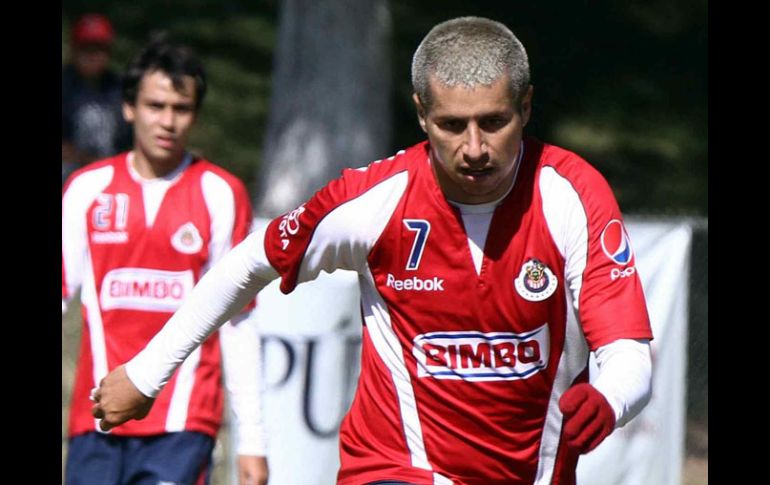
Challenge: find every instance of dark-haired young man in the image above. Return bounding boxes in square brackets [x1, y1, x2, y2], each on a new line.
[62, 38, 268, 485]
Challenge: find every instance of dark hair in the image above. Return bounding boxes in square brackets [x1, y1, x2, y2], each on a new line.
[122, 33, 207, 111]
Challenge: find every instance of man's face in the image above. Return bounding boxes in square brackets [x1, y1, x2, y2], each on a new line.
[415, 75, 532, 204]
[123, 70, 197, 171]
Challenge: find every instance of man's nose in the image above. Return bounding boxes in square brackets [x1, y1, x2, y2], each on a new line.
[159, 107, 175, 129]
[463, 123, 486, 161]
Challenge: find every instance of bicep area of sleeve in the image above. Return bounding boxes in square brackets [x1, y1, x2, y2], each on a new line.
[264, 171, 408, 294]
[579, 181, 652, 348]
[541, 164, 652, 350]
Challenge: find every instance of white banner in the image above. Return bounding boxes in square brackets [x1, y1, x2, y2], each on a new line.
[576, 220, 691, 485]
[249, 269, 361, 484]
[240, 219, 692, 485]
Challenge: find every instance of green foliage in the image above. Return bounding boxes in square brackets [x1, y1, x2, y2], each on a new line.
[63, 1, 279, 194]
[390, 0, 707, 215]
[63, 0, 707, 215]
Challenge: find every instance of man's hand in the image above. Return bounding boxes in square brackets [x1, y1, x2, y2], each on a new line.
[237, 455, 269, 485]
[558, 383, 616, 454]
[90, 364, 155, 432]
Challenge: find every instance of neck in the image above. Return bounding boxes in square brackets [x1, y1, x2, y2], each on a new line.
[130, 150, 186, 179]
[431, 139, 525, 205]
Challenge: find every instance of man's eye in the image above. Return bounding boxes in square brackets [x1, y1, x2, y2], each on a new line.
[439, 120, 464, 132]
[481, 118, 507, 131]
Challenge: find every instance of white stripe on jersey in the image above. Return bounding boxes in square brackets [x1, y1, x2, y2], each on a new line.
[360, 275, 433, 472]
[81, 249, 111, 432]
[200, 168, 270, 451]
[62, 165, 114, 432]
[296, 172, 409, 282]
[165, 346, 202, 432]
[62, 165, 114, 300]
[294, 171, 439, 470]
[433, 472, 453, 484]
[164, 170, 238, 432]
[201, 170, 237, 271]
[539, 166, 589, 313]
[534, 291, 589, 484]
[534, 165, 591, 483]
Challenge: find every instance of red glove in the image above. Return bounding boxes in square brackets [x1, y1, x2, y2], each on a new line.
[558, 383, 616, 454]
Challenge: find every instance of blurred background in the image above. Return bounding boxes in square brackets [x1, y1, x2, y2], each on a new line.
[61, 0, 707, 483]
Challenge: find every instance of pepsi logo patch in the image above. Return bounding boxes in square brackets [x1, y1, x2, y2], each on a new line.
[171, 222, 203, 254]
[600, 219, 634, 265]
[514, 258, 558, 302]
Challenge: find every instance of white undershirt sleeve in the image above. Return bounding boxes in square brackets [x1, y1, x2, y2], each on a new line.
[592, 338, 652, 428]
[125, 227, 279, 398]
[220, 312, 267, 456]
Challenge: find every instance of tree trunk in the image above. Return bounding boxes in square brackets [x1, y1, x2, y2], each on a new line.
[255, 0, 392, 218]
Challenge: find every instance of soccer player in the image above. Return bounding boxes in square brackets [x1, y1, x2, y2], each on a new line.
[92, 17, 653, 484]
[62, 37, 268, 485]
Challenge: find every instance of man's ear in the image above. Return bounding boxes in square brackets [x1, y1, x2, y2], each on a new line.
[413, 93, 428, 133]
[520, 85, 534, 127]
[122, 102, 135, 123]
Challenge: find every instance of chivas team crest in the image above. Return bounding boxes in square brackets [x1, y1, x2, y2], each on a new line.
[514, 258, 558, 301]
[171, 222, 203, 254]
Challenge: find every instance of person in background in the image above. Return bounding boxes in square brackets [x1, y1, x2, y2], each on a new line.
[92, 17, 653, 484]
[62, 13, 132, 184]
[62, 36, 268, 485]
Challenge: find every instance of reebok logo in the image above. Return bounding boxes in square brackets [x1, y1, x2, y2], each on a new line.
[386, 273, 444, 292]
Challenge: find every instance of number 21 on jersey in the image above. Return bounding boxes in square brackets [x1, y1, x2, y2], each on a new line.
[93, 193, 129, 231]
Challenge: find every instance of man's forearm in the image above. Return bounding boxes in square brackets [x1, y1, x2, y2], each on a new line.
[126, 229, 278, 397]
[593, 338, 652, 427]
[221, 312, 267, 456]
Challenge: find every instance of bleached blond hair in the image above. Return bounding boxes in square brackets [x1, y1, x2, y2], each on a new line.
[411, 16, 530, 111]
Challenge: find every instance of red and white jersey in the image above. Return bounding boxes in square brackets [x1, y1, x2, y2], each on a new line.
[263, 137, 653, 484]
[62, 152, 253, 439]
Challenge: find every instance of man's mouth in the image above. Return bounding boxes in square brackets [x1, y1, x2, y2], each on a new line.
[156, 136, 175, 149]
[461, 166, 493, 178]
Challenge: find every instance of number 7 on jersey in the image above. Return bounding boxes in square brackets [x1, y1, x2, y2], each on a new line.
[403, 219, 430, 271]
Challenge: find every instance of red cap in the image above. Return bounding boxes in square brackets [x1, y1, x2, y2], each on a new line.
[71, 14, 114, 46]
